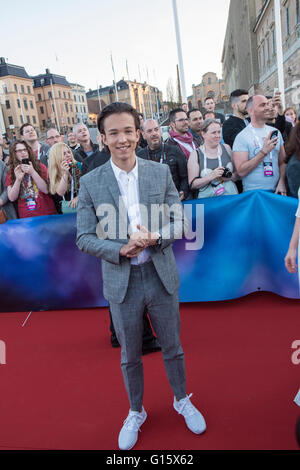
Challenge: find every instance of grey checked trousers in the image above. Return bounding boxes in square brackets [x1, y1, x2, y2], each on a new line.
[109, 260, 186, 411]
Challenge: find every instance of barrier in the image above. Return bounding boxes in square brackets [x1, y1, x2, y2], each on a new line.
[0, 190, 299, 313]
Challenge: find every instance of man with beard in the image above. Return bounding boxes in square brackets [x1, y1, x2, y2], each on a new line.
[137, 119, 190, 200]
[188, 109, 204, 147]
[222, 89, 249, 148]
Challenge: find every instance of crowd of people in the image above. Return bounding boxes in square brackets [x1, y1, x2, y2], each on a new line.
[1, 91, 299, 224]
[0, 91, 299, 267]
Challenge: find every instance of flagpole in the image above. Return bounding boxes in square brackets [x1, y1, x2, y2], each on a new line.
[96, 83, 102, 112]
[110, 53, 119, 101]
[50, 78, 60, 132]
[172, 0, 187, 103]
[138, 64, 146, 118]
[274, 0, 285, 108]
[126, 60, 133, 105]
[146, 67, 154, 119]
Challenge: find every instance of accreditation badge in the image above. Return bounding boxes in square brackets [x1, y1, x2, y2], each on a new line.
[263, 162, 273, 177]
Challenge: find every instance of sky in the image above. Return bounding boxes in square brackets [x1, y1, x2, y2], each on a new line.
[1, 0, 230, 100]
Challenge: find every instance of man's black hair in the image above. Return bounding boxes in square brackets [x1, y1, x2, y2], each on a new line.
[97, 102, 140, 134]
[187, 108, 202, 119]
[169, 108, 187, 123]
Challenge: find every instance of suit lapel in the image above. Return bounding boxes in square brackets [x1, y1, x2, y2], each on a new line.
[103, 162, 129, 239]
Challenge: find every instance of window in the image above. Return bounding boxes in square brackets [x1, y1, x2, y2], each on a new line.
[68, 92, 70, 99]
[266, 35, 270, 62]
[63, 91, 66, 99]
[8, 116, 13, 125]
[20, 115, 24, 124]
[74, 95, 77, 102]
[208, 77, 212, 85]
[76, 105, 78, 113]
[14, 84, 18, 92]
[21, 85, 25, 93]
[17, 99, 21, 108]
[32, 116, 36, 124]
[58, 91, 61, 98]
[48, 91, 52, 99]
[65, 102, 69, 113]
[27, 86, 31, 94]
[40, 106, 44, 114]
[30, 100, 34, 109]
[5, 100, 10, 109]
[23, 99, 28, 110]
[272, 29, 276, 55]
[72, 117, 75, 124]
[42, 120, 46, 128]
[70, 104, 73, 112]
[286, 6, 290, 36]
[26, 116, 30, 123]
[67, 117, 70, 124]
[37, 93, 42, 101]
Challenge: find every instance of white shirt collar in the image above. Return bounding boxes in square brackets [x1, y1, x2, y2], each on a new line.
[110, 157, 138, 182]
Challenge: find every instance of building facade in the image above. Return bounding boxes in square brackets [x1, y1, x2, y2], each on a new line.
[254, 0, 300, 111]
[222, 0, 300, 112]
[87, 79, 163, 119]
[222, 0, 259, 96]
[0, 57, 40, 138]
[32, 69, 77, 133]
[70, 83, 89, 125]
[189, 72, 226, 110]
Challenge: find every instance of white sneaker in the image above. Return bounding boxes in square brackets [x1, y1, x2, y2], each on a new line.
[173, 393, 206, 434]
[118, 407, 147, 450]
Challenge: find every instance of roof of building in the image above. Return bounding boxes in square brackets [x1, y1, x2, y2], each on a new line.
[86, 79, 129, 99]
[0, 58, 31, 80]
[31, 69, 70, 88]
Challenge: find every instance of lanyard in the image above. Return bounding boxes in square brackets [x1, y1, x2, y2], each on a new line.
[249, 125, 273, 161]
[147, 144, 166, 164]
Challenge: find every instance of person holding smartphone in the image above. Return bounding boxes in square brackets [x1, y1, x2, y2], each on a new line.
[6, 140, 57, 218]
[233, 95, 287, 194]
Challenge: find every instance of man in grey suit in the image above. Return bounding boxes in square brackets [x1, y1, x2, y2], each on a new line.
[76, 102, 206, 450]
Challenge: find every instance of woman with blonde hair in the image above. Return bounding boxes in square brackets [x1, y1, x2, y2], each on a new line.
[48, 142, 82, 214]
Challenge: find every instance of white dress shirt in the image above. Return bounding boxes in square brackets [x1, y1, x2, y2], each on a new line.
[111, 157, 150, 265]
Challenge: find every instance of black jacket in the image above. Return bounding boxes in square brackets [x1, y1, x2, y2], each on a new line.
[136, 143, 190, 199]
[74, 141, 100, 164]
[81, 149, 111, 175]
[222, 115, 247, 148]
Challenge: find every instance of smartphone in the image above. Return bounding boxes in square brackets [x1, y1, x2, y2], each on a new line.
[270, 130, 278, 139]
[273, 88, 279, 97]
[21, 158, 30, 165]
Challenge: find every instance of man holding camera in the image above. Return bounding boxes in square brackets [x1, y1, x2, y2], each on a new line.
[233, 95, 287, 194]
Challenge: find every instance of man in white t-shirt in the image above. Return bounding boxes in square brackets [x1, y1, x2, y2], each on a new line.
[233, 95, 287, 194]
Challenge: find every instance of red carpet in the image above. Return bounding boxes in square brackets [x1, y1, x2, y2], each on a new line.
[0, 292, 299, 450]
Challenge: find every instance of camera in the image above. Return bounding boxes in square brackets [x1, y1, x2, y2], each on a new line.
[21, 158, 30, 165]
[222, 167, 232, 179]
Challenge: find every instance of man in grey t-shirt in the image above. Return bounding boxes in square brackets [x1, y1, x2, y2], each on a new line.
[233, 95, 287, 194]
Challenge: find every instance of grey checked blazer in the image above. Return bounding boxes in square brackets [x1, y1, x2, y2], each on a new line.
[76, 157, 187, 303]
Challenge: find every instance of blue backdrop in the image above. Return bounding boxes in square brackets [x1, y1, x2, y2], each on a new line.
[0, 190, 299, 313]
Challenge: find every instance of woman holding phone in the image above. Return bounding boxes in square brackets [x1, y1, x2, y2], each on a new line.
[48, 142, 82, 214]
[6, 140, 57, 218]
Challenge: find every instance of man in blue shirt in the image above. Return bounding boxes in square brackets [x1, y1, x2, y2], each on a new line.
[233, 95, 287, 194]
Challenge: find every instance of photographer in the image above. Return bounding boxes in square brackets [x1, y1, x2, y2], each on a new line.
[48, 142, 82, 214]
[188, 119, 238, 198]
